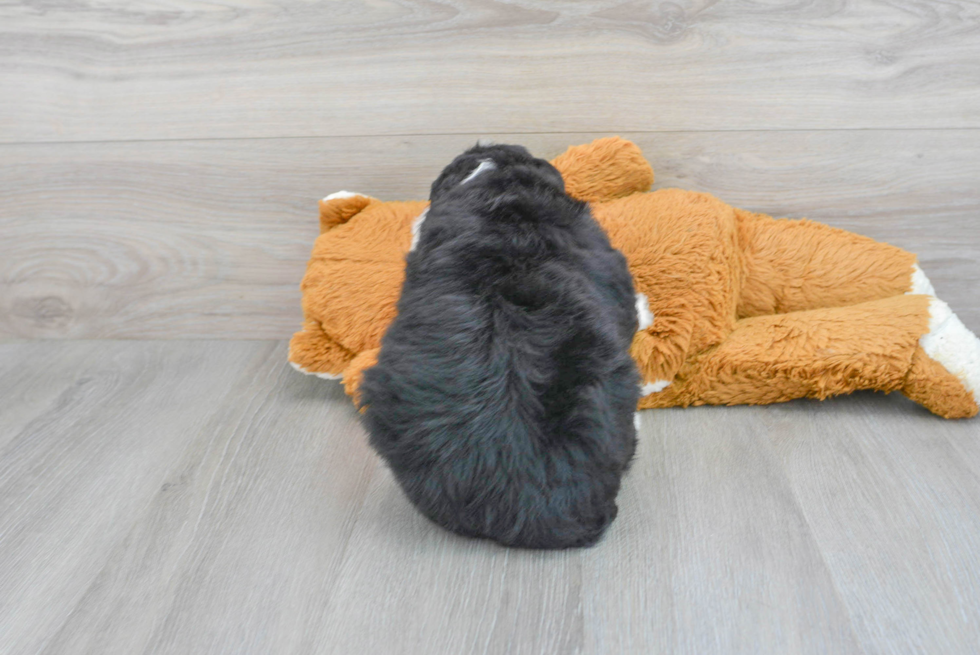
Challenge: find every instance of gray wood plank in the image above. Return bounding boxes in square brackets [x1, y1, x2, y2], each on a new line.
[0, 341, 94, 451]
[581, 408, 864, 654]
[311, 408, 862, 655]
[2, 130, 978, 339]
[766, 392, 980, 654]
[0, 340, 280, 655]
[2, 341, 979, 653]
[2, 1, 980, 142]
[38, 346, 375, 655]
[311, 463, 586, 655]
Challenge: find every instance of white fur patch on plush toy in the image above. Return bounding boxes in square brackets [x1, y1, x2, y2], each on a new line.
[636, 294, 669, 395]
[641, 379, 671, 395]
[908, 263, 937, 296]
[290, 360, 342, 380]
[635, 293, 654, 331]
[922, 298, 980, 399]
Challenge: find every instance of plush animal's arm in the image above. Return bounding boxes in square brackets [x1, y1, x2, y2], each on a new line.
[630, 302, 696, 392]
[550, 137, 654, 203]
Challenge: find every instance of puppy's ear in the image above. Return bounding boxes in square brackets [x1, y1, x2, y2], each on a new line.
[319, 191, 376, 233]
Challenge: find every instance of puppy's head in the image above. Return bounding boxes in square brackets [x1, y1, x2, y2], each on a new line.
[429, 143, 565, 203]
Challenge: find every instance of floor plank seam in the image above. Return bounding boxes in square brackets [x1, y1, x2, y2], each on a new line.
[3, 125, 980, 148]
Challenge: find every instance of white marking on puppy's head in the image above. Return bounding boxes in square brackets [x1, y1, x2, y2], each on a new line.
[409, 207, 429, 252]
[636, 293, 654, 331]
[633, 412, 641, 431]
[461, 159, 496, 185]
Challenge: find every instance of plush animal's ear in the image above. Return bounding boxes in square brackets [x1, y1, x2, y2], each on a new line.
[550, 137, 654, 203]
[319, 191, 376, 233]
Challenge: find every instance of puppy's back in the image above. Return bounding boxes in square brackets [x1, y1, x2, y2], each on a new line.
[360, 147, 639, 548]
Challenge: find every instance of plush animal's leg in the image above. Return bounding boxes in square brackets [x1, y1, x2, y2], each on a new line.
[902, 298, 980, 418]
[639, 294, 979, 418]
[735, 208, 918, 317]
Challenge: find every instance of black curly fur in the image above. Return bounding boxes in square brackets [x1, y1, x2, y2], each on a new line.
[359, 144, 640, 549]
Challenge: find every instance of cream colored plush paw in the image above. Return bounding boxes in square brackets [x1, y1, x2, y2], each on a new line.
[901, 294, 980, 418]
[920, 298, 980, 405]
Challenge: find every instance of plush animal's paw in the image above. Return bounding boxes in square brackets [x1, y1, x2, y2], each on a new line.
[902, 298, 980, 419]
[288, 320, 356, 380]
[907, 263, 937, 296]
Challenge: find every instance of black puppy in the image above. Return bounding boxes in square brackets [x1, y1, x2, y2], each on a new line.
[359, 144, 640, 549]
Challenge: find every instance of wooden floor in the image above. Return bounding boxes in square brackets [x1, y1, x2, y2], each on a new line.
[2, 1, 980, 653]
[0, 340, 978, 654]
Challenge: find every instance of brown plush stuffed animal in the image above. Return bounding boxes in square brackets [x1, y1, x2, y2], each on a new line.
[290, 138, 980, 419]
